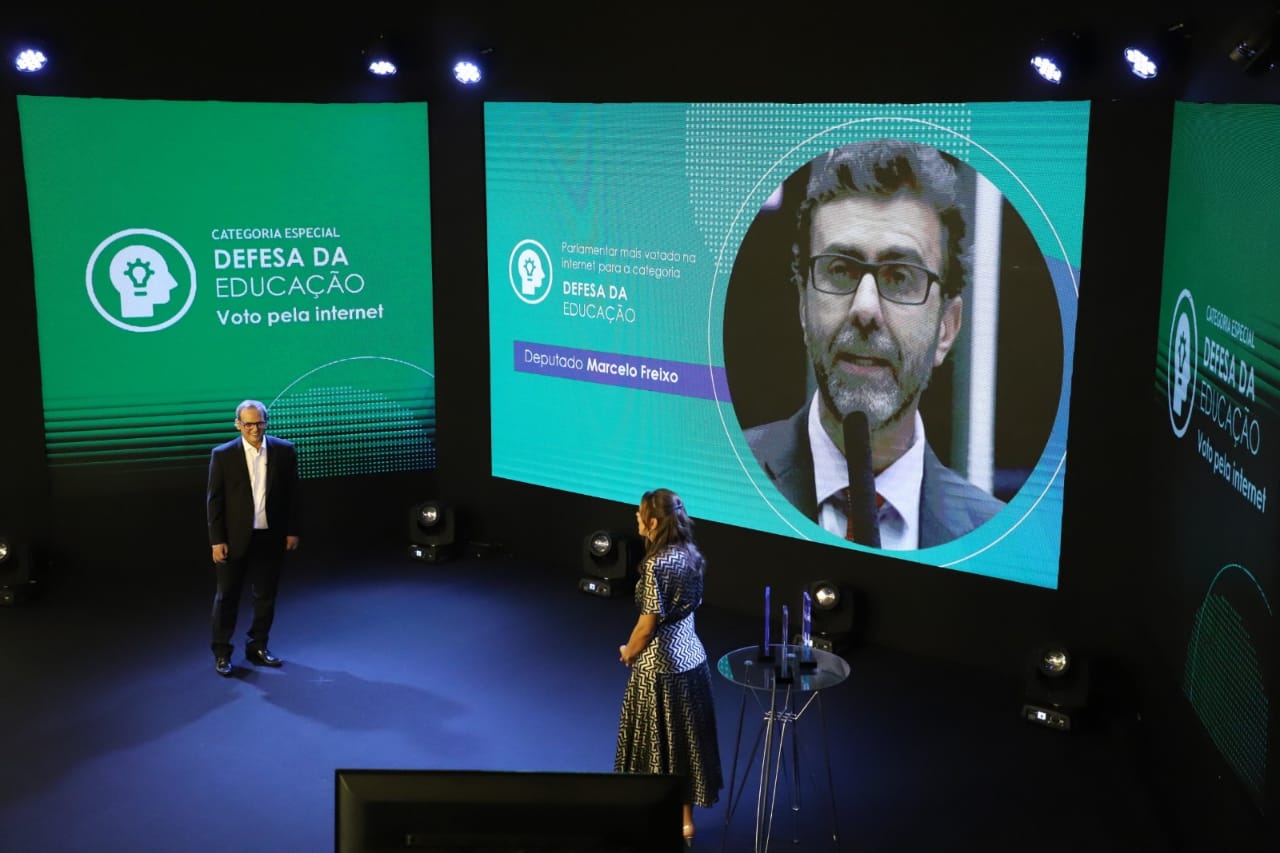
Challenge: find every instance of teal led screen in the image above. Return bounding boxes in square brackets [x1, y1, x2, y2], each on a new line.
[485, 102, 1089, 589]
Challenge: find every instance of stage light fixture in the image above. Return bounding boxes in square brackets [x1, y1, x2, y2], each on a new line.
[1228, 8, 1280, 74]
[1122, 22, 1191, 81]
[453, 60, 481, 85]
[1123, 47, 1158, 79]
[0, 535, 40, 606]
[452, 47, 492, 86]
[1028, 30, 1093, 86]
[362, 34, 398, 77]
[408, 500, 456, 563]
[1021, 642, 1090, 731]
[805, 579, 855, 655]
[14, 47, 48, 74]
[1030, 54, 1064, 85]
[579, 529, 640, 598]
[812, 581, 839, 610]
[589, 531, 612, 557]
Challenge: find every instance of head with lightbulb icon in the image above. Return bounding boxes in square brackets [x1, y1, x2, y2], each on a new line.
[516, 247, 547, 296]
[108, 244, 179, 318]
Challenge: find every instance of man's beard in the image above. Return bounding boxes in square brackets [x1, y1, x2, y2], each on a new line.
[812, 331, 935, 432]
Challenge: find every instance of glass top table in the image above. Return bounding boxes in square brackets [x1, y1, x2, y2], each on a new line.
[717, 643, 851, 693]
[716, 643, 850, 851]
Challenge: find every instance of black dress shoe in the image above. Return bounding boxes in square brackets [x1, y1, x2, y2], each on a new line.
[247, 648, 282, 667]
[215, 657, 233, 677]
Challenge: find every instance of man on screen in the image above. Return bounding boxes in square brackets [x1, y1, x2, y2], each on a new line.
[744, 139, 1003, 550]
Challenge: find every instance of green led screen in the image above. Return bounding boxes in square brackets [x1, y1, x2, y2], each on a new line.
[1155, 101, 1279, 815]
[18, 96, 436, 478]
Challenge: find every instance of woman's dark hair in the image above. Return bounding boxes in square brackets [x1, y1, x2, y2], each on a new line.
[639, 488, 705, 572]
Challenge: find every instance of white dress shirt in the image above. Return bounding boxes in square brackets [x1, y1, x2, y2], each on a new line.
[241, 436, 269, 530]
[808, 393, 925, 550]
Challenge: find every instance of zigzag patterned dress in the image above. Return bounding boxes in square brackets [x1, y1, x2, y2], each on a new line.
[614, 544, 723, 807]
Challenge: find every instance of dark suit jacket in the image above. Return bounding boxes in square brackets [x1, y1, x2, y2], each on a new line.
[206, 434, 300, 559]
[743, 406, 1004, 548]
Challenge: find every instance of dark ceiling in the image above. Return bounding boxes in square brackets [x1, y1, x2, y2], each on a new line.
[1, 1, 1279, 104]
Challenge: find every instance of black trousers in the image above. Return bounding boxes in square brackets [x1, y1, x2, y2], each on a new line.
[210, 529, 285, 659]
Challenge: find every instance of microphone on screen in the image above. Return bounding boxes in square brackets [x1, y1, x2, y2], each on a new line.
[842, 410, 881, 548]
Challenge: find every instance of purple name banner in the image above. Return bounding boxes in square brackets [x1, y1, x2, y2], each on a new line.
[514, 340, 730, 401]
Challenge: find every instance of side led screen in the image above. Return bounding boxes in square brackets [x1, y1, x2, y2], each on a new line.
[486, 102, 1088, 588]
[1154, 101, 1278, 815]
[18, 96, 436, 478]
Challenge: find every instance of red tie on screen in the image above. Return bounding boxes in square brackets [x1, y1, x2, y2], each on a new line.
[843, 488, 886, 542]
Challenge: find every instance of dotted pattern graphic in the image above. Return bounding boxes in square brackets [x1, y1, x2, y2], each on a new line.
[683, 103, 975, 275]
[1183, 568, 1271, 811]
[270, 385, 436, 478]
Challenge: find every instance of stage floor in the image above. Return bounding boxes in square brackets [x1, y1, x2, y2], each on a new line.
[0, 545, 1172, 852]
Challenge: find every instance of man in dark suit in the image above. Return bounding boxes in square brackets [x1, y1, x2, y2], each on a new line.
[207, 399, 300, 676]
[744, 139, 1003, 550]
[746, 406, 1002, 549]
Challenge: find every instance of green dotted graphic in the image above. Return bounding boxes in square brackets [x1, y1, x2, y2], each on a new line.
[271, 383, 436, 479]
[1183, 565, 1271, 811]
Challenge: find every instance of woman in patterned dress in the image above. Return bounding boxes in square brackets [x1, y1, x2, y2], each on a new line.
[615, 488, 723, 846]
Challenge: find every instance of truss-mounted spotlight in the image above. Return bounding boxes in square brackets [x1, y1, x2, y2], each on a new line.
[1122, 22, 1191, 81]
[1029, 30, 1094, 86]
[408, 500, 456, 563]
[14, 46, 48, 74]
[1123, 47, 1158, 79]
[362, 34, 398, 77]
[1229, 8, 1280, 74]
[452, 48, 492, 87]
[1030, 54, 1064, 85]
[453, 60, 481, 85]
[579, 529, 640, 598]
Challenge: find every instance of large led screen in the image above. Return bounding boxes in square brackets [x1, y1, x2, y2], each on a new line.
[1153, 101, 1278, 817]
[487, 103, 1088, 588]
[18, 96, 436, 478]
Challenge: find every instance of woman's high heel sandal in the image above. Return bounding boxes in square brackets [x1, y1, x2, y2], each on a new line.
[683, 823, 695, 847]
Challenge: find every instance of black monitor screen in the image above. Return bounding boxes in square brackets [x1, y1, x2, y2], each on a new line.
[334, 769, 685, 852]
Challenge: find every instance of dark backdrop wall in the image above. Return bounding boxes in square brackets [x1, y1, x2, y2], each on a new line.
[0, 0, 1276, 844]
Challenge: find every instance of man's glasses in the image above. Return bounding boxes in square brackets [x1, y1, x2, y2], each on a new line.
[237, 420, 267, 430]
[808, 253, 941, 306]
